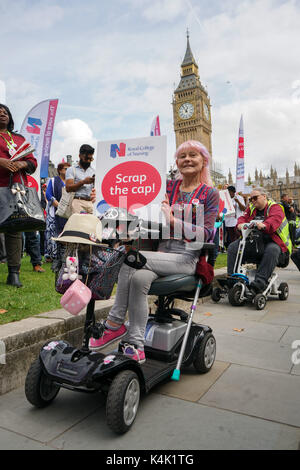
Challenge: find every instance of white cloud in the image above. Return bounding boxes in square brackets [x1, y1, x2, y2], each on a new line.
[0, 1, 64, 32]
[56, 119, 93, 141]
[51, 119, 97, 166]
[0, 80, 6, 103]
[143, 0, 186, 22]
[196, 0, 300, 97]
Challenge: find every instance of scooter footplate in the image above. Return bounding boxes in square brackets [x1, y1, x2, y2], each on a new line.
[140, 359, 175, 391]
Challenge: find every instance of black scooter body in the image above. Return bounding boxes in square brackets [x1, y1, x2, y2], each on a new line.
[39, 322, 212, 395]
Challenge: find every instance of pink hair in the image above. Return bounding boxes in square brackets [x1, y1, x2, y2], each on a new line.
[174, 140, 213, 187]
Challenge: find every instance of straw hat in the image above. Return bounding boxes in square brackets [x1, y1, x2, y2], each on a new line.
[53, 213, 103, 245]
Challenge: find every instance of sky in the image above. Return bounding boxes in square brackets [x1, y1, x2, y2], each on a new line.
[1, 0, 300, 181]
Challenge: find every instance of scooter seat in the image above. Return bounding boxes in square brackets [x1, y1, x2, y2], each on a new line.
[148, 274, 198, 296]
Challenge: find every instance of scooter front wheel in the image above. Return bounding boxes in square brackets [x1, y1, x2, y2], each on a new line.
[106, 370, 140, 434]
[254, 293, 267, 310]
[278, 282, 289, 300]
[25, 358, 60, 408]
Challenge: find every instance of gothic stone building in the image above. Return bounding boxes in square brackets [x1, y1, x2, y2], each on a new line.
[227, 164, 300, 206]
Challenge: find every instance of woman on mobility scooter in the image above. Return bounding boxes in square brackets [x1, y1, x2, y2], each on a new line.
[227, 187, 292, 293]
[89, 140, 219, 363]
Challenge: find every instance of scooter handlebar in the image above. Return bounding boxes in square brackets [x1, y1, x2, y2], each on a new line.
[243, 221, 257, 229]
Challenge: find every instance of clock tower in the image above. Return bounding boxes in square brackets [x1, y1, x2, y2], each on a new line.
[172, 32, 212, 154]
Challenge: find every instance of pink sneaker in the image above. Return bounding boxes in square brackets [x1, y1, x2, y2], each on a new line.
[122, 343, 146, 364]
[89, 323, 127, 350]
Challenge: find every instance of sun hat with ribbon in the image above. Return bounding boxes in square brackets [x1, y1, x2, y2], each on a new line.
[53, 213, 103, 246]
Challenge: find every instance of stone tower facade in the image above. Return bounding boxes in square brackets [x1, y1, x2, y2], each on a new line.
[172, 32, 212, 154]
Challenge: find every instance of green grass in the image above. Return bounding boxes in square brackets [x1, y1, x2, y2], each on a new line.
[0, 256, 61, 325]
[0, 252, 228, 326]
[214, 252, 227, 269]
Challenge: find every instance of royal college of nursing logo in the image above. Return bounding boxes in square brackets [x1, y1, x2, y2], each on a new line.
[26, 117, 42, 135]
[110, 143, 126, 158]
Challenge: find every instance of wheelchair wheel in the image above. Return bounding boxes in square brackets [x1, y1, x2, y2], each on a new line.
[211, 287, 222, 303]
[228, 284, 245, 306]
[106, 370, 140, 434]
[193, 332, 216, 373]
[254, 294, 266, 310]
[25, 358, 60, 408]
[278, 282, 289, 301]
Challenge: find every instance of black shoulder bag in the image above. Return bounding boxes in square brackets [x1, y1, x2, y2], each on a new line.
[0, 173, 46, 233]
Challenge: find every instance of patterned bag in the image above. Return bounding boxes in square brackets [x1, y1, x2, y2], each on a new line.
[55, 244, 126, 299]
[84, 246, 126, 300]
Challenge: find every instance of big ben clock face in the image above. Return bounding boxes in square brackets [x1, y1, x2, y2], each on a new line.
[178, 102, 194, 120]
[204, 103, 210, 120]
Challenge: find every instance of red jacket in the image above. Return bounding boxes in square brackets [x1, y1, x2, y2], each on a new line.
[237, 203, 287, 252]
[0, 132, 37, 187]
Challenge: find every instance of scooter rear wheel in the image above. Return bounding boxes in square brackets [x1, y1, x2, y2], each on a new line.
[106, 370, 140, 434]
[25, 358, 60, 408]
[193, 332, 216, 373]
[228, 284, 245, 306]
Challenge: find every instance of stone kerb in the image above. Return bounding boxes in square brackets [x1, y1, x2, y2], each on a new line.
[0, 300, 113, 396]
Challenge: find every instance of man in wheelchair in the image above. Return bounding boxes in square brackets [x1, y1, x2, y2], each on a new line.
[89, 140, 219, 363]
[227, 187, 292, 293]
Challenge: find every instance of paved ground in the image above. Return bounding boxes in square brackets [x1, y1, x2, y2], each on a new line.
[1, 263, 300, 450]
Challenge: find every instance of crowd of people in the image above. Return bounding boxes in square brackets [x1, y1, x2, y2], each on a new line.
[1, 101, 300, 364]
[0, 103, 97, 287]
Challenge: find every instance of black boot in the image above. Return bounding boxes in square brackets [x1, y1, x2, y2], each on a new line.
[250, 279, 266, 293]
[7, 266, 23, 288]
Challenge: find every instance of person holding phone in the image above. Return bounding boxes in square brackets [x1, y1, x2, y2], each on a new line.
[65, 144, 95, 215]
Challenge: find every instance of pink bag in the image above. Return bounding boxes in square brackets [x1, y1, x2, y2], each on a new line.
[60, 279, 92, 316]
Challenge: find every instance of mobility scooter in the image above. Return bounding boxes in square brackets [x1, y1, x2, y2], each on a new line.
[211, 222, 289, 310]
[25, 209, 216, 434]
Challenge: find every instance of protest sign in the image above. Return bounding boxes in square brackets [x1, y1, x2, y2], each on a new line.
[218, 189, 235, 216]
[95, 136, 167, 222]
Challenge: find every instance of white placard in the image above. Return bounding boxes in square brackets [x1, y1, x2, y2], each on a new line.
[219, 189, 235, 216]
[95, 136, 167, 222]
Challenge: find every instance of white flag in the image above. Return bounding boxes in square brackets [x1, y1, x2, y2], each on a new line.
[235, 115, 245, 193]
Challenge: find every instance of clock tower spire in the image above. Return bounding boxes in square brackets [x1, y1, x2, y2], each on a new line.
[172, 32, 212, 154]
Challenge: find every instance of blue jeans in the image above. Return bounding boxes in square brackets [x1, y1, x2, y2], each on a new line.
[25, 231, 42, 266]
